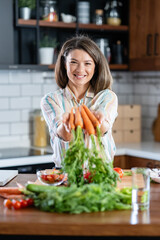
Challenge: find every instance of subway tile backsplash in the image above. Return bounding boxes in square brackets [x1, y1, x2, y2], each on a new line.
[0, 70, 159, 147]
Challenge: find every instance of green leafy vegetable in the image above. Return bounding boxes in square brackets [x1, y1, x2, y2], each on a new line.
[25, 183, 132, 214]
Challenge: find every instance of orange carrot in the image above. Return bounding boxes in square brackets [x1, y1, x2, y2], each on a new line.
[80, 106, 95, 135]
[69, 107, 75, 130]
[0, 187, 22, 195]
[82, 104, 100, 127]
[75, 107, 83, 129]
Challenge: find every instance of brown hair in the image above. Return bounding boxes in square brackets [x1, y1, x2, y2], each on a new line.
[55, 35, 113, 95]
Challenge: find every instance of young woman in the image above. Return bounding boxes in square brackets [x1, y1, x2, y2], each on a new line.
[41, 35, 118, 167]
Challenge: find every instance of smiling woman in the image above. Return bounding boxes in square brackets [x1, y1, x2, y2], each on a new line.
[41, 35, 118, 168]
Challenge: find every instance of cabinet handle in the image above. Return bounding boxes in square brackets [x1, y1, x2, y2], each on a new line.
[146, 34, 152, 56]
[154, 33, 159, 56]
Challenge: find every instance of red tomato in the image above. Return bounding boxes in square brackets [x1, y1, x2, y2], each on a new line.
[19, 199, 28, 208]
[83, 171, 92, 183]
[12, 200, 21, 210]
[4, 199, 13, 209]
[114, 167, 124, 178]
[26, 198, 34, 206]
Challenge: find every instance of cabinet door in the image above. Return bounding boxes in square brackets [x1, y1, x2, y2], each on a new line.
[129, 0, 160, 70]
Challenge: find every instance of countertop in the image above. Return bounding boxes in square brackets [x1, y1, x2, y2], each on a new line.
[116, 142, 160, 160]
[0, 142, 160, 168]
[0, 174, 160, 237]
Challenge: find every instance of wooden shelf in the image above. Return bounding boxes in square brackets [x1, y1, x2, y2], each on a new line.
[109, 64, 129, 70]
[47, 64, 128, 71]
[18, 19, 37, 26]
[17, 19, 128, 31]
[78, 23, 128, 31]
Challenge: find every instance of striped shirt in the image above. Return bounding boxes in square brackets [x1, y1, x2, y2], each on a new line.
[41, 85, 118, 168]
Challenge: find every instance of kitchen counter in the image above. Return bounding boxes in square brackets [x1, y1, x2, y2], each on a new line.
[0, 142, 160, 169]
[0, 174, 160, 238]
[116, 142, 160, 160]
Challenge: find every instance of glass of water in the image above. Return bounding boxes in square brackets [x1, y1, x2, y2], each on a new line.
[131, 167, 150, 211]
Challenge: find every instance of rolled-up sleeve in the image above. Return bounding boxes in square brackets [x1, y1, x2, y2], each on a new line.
[41, 94, 63, 137]
[90, 89, 118, 129]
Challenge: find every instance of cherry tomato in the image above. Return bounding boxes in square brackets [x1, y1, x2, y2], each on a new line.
[83, 171, 92, 183]
[114, 167, 124, 178]
[12, 200, 21, 210]
[26, 198, 34, 206]
[19, 199, 28, 208]
[4, 199, 13, 209]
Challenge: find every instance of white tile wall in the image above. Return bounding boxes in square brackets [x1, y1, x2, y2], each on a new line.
[0, 69, 160, 147]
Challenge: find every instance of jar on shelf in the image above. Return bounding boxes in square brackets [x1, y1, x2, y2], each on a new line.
[95, 38, 111, 63]
[105, 0, 122, 26]
[33, 110, 47, 147]
[40, 0, 58, 22]
[94, 9, 104, 25]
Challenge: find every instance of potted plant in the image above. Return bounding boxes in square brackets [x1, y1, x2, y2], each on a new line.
[39, 36, 58, 65]
[18, 0, 36, 20]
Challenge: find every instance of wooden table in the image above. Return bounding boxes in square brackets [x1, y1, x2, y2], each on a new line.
[0, 174, 160, 239]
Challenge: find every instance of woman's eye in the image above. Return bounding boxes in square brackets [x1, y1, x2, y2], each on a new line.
[85, 62, 91, 65]
[70, 61, 77, 64]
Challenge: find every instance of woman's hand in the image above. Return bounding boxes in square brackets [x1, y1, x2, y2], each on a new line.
[93, 110, 110, 136]
[57, 113, 72, 141]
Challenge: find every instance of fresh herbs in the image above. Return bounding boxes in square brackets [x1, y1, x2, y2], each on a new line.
[25, 183, 132, 214]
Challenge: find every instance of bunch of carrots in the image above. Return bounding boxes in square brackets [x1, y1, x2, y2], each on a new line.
[62, 104, 119, 187]
[69, 104, 99, 137]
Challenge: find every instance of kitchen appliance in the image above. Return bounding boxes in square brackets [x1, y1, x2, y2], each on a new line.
[0, 147, 54, 173]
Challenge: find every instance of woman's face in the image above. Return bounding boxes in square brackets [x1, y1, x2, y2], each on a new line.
[65, 49, 95, 88]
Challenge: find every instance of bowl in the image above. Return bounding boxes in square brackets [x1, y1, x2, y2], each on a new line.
[37, 169, 67, 186]
[150, 169, 160, 183]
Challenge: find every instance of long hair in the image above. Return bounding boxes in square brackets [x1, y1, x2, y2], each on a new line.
[55, 35, 113, 95]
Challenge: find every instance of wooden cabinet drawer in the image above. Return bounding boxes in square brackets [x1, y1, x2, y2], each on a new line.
[113, 118, 123, 130]
[124, 130, 141, 143]
[123, 105, 141, 118]
[112, 130, 123, 143]
[123, 118, 141, 130]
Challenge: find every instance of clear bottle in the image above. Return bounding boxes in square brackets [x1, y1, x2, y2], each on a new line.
[33, 110, 47, 147]
[40, 0, 58, 22]
[94, 9, 103, 25]
[105, 0, 122, 26]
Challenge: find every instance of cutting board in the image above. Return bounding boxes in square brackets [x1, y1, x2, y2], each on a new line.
[0, 170, 18, 186]
[152, 104, 160, 142]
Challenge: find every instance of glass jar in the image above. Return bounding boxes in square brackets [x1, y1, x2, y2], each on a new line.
[94, 9, 103, 25]
[40, 0, 58, 22]
[33, 110, 47, 147]
[105, 0, 122, 26]
[95, 38, 111, 63]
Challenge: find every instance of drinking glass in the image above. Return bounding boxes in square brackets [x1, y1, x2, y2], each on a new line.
[131, 167, 150, 211]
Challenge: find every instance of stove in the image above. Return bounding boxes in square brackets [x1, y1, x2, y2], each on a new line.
[0, 147, 54, 173]
[0, 147, 52, 159]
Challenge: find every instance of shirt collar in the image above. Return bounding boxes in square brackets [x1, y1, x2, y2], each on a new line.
[64, 85, 94, 101]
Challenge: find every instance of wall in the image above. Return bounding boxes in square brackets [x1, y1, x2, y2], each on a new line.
[0, 70, 159, 148]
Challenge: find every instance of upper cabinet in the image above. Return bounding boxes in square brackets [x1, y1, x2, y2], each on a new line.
[129, 0, 160, 71]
